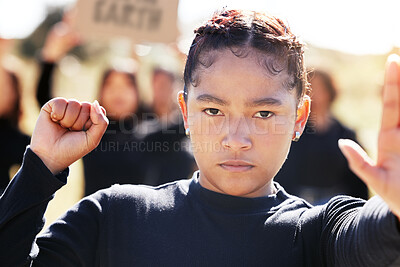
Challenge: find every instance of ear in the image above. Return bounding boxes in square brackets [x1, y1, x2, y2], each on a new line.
[294, 95, 311, 136]
[177, 91, 189, 128]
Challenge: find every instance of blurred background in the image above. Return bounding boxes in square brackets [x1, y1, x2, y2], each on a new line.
[1, 0, 399, 227]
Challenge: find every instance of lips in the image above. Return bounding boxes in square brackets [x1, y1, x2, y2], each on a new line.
[219, 160, 255, 173]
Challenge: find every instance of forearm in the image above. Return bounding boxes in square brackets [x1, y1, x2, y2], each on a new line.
[36, 61, 55, 107]
[0, 148, 67, 266]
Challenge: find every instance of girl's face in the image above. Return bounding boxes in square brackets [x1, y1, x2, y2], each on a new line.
[179, 49, 310, 198]
[0, 70, 17, 117]
[100, 72, 138, 120]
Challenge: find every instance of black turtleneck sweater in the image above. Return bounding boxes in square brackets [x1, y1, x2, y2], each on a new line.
[0, 119, 30, 191]
[83, 118, 146, 196]
[1, 148, 399, 267]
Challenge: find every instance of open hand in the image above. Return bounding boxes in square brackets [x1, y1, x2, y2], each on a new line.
[339, 54, 400, 220]
[30, 98, 108, 174]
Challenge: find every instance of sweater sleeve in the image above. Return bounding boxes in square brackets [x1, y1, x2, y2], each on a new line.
[321, 196, 400, 267]
[36, 61, 55, 108]
[0, 148, 67, 266]
[0, 148, 108, 267]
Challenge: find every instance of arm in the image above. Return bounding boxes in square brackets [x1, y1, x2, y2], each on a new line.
[321, 196, 400, 266]
[36, 21, 80, 107]
[0, 98, 108, 266]
[331, 54, 400, 266]
[0, 148, 67, 266]
[36, 61, 55, 107]
[339, 54, 400, 223]
[0, 148, 108, 266]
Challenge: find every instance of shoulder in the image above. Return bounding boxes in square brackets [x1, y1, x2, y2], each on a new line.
[273, 183, 319, 220]
[90, 178, 192, 210]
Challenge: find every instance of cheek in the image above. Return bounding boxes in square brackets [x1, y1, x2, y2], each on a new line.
[188, 113, 224, 156]
[125, 90, 138, 107]
[100, 89, 112, 104]
[252, 130, 292, 173]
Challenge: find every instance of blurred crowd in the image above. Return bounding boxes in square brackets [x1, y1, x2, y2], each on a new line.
[1, 9, 197, 198]
[0, 7, 369, 205]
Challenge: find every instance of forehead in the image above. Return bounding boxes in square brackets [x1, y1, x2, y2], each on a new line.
[190, 49, 296, 102]
[105, 72, 132, 85]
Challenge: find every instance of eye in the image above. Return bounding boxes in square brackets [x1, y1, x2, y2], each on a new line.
[203, 108, 223, 116]
[254, 111, 274, 119]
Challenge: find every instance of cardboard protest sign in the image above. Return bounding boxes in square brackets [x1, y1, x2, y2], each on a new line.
[74, 0, 180, 43]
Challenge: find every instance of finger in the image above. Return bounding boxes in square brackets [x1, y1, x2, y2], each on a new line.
[81, 104, 105, 131]
[83, 119, 93, 131]
[42, 97, 68, 122]
[70, 102, 91, 131]
[58, 99, 82, 129]
[381, 54, 400, 131]
[85, 100, 109, 150]
[100, 106, 106, 116]
[338, 139, 385, 192]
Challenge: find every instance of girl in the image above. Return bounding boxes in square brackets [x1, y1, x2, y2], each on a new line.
[0, 68, 30, 194]
[82, 68, 152, 195]
[275, 69, 369, 203]
[1, 10, 400, 266]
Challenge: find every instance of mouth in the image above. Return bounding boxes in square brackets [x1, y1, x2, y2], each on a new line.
[219, 160, 255, 173]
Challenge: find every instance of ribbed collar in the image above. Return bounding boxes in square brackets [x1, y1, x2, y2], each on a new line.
[187, 171, 291, 214]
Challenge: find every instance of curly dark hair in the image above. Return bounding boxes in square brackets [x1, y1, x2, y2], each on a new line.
[183, 9, 308, 103]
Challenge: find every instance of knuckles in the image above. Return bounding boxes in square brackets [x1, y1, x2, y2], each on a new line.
[40, 97, 108, 132]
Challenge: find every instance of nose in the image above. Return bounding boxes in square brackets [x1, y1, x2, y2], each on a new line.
[222, 116, 252, 151]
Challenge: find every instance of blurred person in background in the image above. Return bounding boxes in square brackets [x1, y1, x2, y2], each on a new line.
[82, 68, 150, 196]
[275, 69, 369, 204]
[0, 66, 30, 194]
[36, 11, 80, 108]
[151, 68, 177, 123]
[36, 20, 151, 196]
[140, 67, 196, 185]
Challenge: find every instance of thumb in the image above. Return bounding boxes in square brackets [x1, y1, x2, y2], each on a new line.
[86, 100, 108, 150]
[338, 139, 381, 187]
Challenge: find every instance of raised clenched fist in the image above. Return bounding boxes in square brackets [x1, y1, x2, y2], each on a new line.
[30, 98, 108, 174]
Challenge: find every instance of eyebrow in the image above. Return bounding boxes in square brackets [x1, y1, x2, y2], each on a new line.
[246, 97, 282, 107]
[196, 94, 229, 106]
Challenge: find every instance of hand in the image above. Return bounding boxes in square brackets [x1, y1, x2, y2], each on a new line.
[41, 22, 81, 62]
[339, 54, 400, 220]
[30, 98, 108, 174]
[0, 38, 13, 59]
